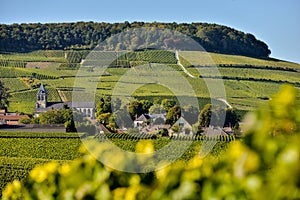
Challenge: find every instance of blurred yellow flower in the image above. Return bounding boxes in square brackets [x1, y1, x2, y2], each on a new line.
[30, 167, 48, 183]
[136, 140, 154, 154]
[59, 163, 71, 176]
[2, 183, 14, 198]
[44, 162, 58, 174]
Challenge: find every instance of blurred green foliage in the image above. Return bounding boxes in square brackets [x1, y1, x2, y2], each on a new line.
[2, 85, 300, 200]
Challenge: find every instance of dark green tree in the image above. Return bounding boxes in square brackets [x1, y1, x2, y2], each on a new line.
[97, 112, 111, 125]
[128, 100, 143, 119]
[224, 108, 239, 128]
[65, 120, 76, 132]
[161, 99, 176, 112]
[96, 97, 112, 116]
[0, 81, 10, 109]
[39, 110, 65, 124]
[198, 104, 212, 127]
[198, 104, 239, 128]
[140, 99, 153, 114]
[166, 105, 181, 125]
[149, 104, 165, 114]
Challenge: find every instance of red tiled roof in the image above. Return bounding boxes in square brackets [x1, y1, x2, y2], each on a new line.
[0, 115, 29, 121]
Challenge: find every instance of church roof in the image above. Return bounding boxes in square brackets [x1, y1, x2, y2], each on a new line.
[71, 102, 95, 108]
[37, 83, 47, 95]
[35, 102, 70, 113]
[35, 102, 95, 113]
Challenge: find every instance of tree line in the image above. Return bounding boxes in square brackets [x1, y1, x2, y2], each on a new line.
[96, 97, 239, 134]
[0, 21, 270, 58]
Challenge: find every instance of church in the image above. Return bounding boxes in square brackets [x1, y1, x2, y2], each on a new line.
[34, 84, 95, 119]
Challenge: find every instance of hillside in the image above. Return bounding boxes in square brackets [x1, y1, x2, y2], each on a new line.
[0, 50, 299, 115]
[0, 22, 270, 58]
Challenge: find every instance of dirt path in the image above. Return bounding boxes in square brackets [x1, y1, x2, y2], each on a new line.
[217, 98, 233, 108]
[57, 89, 68, 102]
[175, 51, 196, 78]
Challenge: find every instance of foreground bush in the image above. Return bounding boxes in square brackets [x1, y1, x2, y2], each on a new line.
[2, 85, 300, 200]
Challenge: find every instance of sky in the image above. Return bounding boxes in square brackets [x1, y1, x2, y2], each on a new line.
[0, 0, 299, 63]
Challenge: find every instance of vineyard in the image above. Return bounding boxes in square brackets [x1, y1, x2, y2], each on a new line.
[0, 131, 83, 196]
[1, 20, 300, 199]
[179, 51, 300, 69]
[0, 49, 299, 114]
[0, 59, 26, 68]
[0, 67, 31, 78]
[0, 132, 81, 138]
[0, 131, 234, 197]
[0, 50, 66, 63]
[0, 157, 56, 193]
[0, 78, 29, 92]
[108, 50, 177, 67]
[100, 132, 235, 141]
[95, 134, 234, 163]
[1, 86, 299, 199]
[0, 138, 81, 160]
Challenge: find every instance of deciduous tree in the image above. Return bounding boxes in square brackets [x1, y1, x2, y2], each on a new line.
[0, 81, 10, 109]
[166, 105, 181, 125]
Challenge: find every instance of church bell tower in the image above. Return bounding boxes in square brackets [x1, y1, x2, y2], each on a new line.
[36, 83, 47, 109]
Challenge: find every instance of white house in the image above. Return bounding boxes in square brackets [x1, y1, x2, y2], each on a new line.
[133, 113, 167, 128]
[171, 116, 193, 136]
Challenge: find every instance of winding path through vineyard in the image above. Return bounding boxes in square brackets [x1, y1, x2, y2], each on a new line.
[175, 51, 195, 78]
[217, 98, 233, 108]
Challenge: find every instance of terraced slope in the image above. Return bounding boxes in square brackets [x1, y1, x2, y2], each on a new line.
[0, 50, 299, 114]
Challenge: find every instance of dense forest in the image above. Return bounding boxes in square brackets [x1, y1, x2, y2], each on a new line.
[0, 21, 271, 58]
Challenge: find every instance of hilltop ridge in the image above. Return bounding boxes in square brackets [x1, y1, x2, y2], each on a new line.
[0, 21, 270, 58]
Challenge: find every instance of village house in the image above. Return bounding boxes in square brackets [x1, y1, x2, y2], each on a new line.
[171, 116, 193, 136]
[133, 113, 193, 136]
[134, 113, 166, 128]
[0, 109, 29, 125]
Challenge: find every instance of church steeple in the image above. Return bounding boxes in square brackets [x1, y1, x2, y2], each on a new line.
[36, 83, 47, 109]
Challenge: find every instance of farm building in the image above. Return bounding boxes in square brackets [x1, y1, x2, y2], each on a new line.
[0, 109, 29, 125]
[0, 115, 29, 125]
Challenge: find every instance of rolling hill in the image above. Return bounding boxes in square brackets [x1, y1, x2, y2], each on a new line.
[0, 22, 270, 58]
[0, 49, 299, 116]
